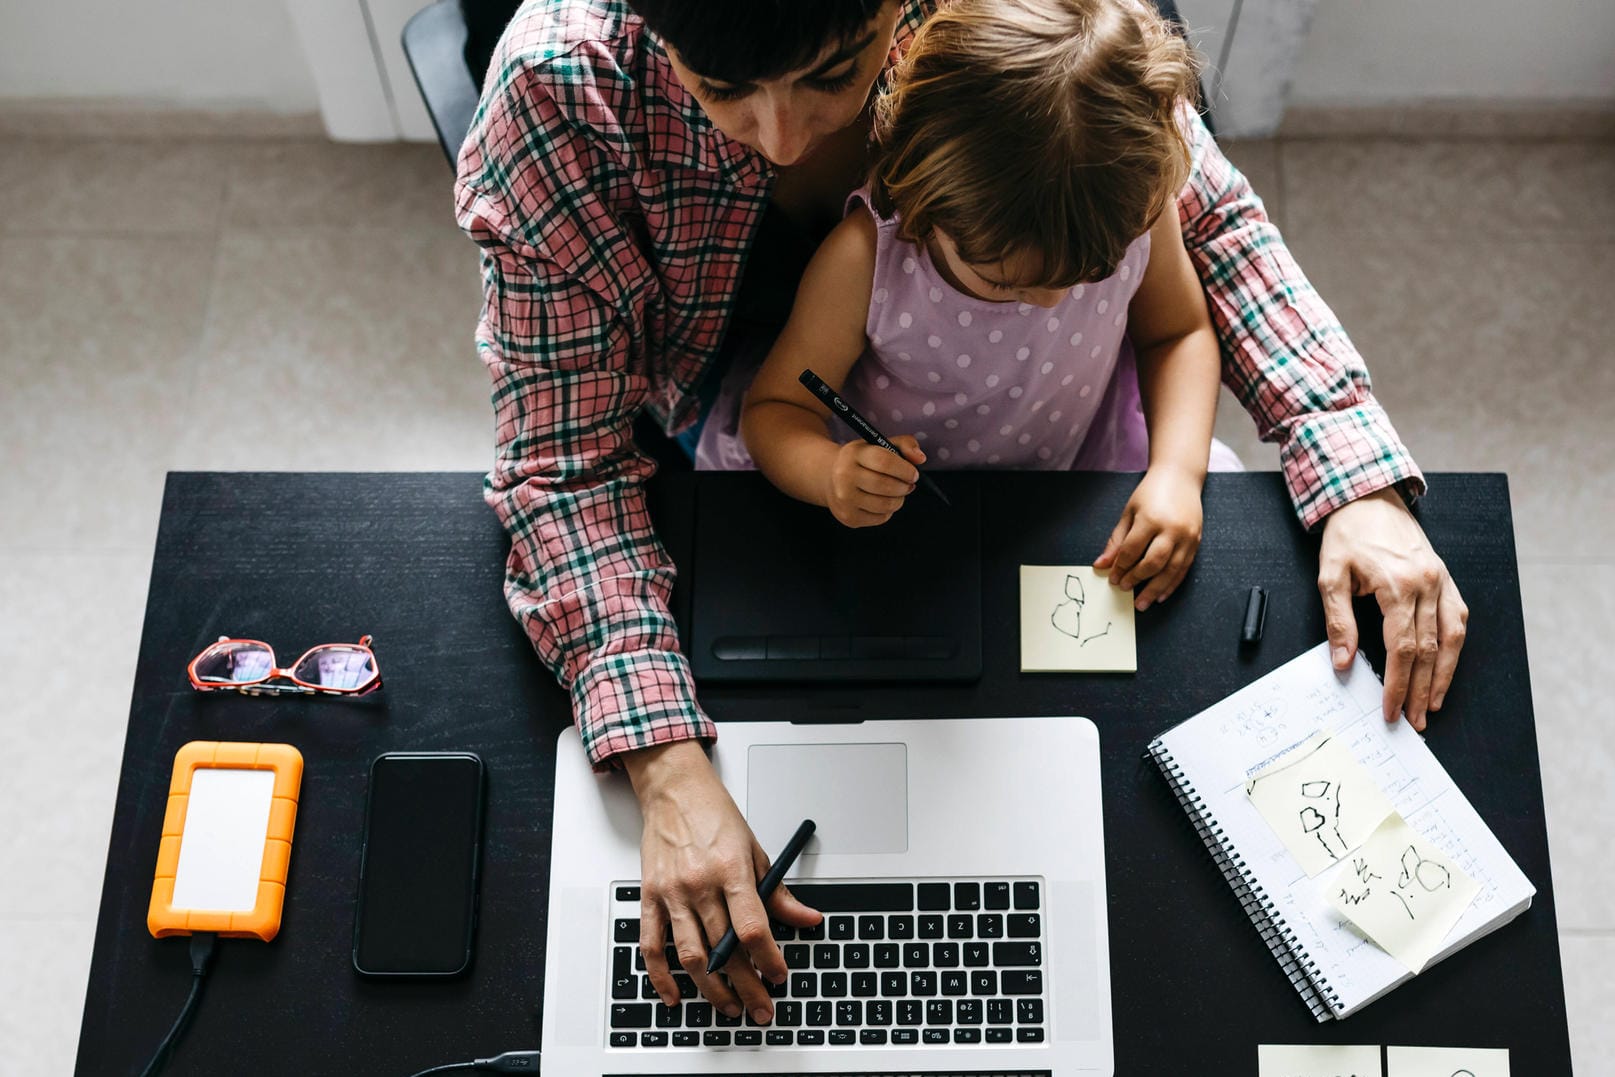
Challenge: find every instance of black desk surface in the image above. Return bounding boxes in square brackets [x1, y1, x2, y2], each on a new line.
[76, 472, 1571, 1075]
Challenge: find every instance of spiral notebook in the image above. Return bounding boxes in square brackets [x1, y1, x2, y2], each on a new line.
[1146, 642, 1535, 1021]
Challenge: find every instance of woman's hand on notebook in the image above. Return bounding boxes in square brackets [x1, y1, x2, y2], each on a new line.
[624, 741, 823, 1024]
[1318, 488, 1469, 731]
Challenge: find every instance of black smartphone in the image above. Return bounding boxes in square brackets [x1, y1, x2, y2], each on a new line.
[353, 752, 485, 977]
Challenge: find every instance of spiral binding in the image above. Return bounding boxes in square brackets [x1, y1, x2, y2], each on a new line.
[1147, 739, 1344, 1022]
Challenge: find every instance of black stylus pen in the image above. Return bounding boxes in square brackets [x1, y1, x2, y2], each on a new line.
[706, 818, 817, 974]
[798, 369, 952, 507]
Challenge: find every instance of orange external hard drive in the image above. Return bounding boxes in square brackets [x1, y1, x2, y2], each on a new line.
[148, 741, 303, 941]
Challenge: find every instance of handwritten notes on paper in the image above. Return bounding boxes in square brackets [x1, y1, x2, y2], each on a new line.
[1328, 813, 1481, 973]
[1018, 565, 1136, 673]
[1259, 1043, 1382, 1076]
[1386, 1045, 1509, 1077]
[1247, 734, 1396, 876]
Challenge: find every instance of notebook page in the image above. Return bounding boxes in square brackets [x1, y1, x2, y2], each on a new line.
[1156, 643, 1535, 1016]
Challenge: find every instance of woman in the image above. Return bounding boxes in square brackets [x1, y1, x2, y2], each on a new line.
[454, 0, 1467, 1025]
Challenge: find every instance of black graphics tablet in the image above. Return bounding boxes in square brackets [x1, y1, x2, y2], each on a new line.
[686, 473, 982, 683]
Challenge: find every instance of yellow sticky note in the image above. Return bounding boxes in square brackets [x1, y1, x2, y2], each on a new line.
[1259, 1043, 1382, 1076]
[1247, 734, 1397, 876]
[1018, 565, 1136, 673]
[1386, 1045, 1509, 1077]
[1327, 813, 1481, 973]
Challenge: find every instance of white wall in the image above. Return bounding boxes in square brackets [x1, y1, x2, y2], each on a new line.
[1, 0, 1610, 124]
[1178, 0, 1319, 137]
[0, 0, 319, 111]
[1288, 0, 1615, 104]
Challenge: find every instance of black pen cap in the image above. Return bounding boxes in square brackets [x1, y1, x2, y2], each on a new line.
[1241, 586, 1267, 644]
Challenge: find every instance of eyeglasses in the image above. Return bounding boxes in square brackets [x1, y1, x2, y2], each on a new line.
[187, 635, 381, 697]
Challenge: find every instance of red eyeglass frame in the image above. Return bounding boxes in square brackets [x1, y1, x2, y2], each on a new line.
[186, 635, 382, 697]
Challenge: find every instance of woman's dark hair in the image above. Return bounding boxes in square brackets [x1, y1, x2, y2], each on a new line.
[627, 0, 889, 84]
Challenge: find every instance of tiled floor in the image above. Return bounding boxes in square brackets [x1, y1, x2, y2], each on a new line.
[1, 132, 1610, 1072]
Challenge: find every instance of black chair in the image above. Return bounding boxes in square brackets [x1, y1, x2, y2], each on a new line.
[402, 0, 493, 166]
[403, 0, 692, 464]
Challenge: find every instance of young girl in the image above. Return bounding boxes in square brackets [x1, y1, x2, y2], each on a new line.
[698, 0, 1238, 609]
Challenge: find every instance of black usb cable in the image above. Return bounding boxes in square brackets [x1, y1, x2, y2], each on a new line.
[130, 928, 537, 1076]
[406, 1050, 542, 1076]
[137, 931, 218, 1077]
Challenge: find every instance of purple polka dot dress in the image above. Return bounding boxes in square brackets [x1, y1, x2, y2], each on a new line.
[843, 193, 1149, 469]
[694, 192, 1241, 473]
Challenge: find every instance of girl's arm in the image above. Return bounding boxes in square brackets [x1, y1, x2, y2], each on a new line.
[1095, 206, 1222, 609]
[1128, 206, 1221, 482]
[742, 212, 924, 527]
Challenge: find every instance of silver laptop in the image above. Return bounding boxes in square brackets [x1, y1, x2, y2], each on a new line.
[541, 716, 1113, 1074]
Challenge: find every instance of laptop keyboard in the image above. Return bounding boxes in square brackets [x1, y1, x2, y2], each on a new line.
[606, 879, 1047, 1051]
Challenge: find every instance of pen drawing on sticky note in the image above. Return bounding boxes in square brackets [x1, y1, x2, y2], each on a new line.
[1246, 733, 1396, 877]
[1297, 776, 1349, 862]
[1394, 842, 1456, 918]
[1337, 835, 1455, 922]
[1018, 565, 1136, 673]
[1326, 812, 1480, 972]
[1050, 573, 1112, 647]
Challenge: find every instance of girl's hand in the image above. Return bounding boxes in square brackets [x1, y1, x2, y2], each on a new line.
[823, 436, 923, 528]
[1094, 465, 1205, 610]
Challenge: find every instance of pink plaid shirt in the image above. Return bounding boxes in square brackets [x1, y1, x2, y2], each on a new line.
[454, 0, 1424, 769]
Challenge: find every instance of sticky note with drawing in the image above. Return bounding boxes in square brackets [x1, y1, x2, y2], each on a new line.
[1257, 1043, 1382, 1076]
[1328, 813, 1481, 973]
[1246, 732, 1397, 876]
[1018, 565, 1136, 673]
[1386, 1045, 1508, 1077]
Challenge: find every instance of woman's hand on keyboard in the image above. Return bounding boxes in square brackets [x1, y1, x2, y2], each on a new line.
[625, 740, 823, 1023]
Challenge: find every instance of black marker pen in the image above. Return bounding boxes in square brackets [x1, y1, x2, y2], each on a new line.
[798, 368, 951, 507]
[706, 819, 817, 974]
[1241, 586, 1267, 644]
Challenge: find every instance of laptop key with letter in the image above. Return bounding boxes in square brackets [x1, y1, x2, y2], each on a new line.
[601, 876, 1053, 1061]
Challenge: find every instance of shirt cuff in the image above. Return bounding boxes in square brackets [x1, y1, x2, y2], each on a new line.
[570, 647, 717, 771]
[1280, 403, 1427, 531]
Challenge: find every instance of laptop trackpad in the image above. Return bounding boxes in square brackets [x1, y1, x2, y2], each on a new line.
[746, 743, 908, 855]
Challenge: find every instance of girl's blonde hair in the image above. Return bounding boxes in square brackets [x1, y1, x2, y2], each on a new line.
[871, 0, 1200, 288]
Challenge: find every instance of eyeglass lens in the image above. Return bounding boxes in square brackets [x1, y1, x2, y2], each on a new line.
[290, 645, 378, 691]
[194, 641, 275, 684]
